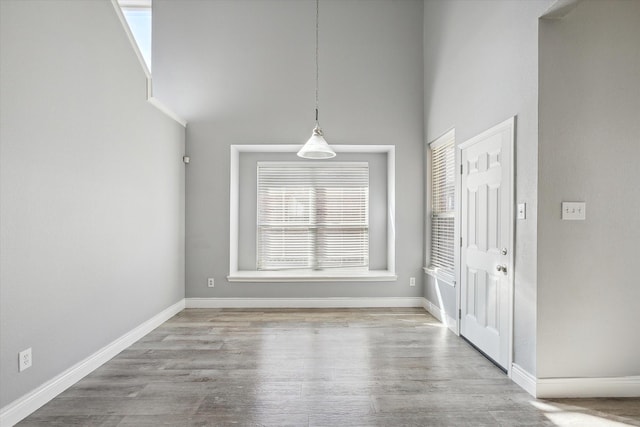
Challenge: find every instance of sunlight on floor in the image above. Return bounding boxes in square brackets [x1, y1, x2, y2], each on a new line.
[530, 400, 637, 426]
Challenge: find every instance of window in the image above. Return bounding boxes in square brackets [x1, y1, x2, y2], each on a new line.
[228, 145, 396, 282]
[428, 131, 455, 280]
[257, 162, 369, 272]
[118, 0, 152, 71]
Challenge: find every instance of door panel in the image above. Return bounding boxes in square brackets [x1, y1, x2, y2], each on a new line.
[460, 118, 514, 369]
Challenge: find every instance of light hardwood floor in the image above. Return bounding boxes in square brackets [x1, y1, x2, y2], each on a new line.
[18, 308, 640, 426]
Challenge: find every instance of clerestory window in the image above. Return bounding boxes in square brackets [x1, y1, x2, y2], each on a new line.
[118, 0, 152, 71]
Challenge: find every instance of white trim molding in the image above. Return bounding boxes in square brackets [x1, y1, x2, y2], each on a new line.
[118, 0, 152, 8]
[186, 297, 422, 309]
[229, 144, 396, 281]
[0, 300, 185, 427]
[510, 363, 640, 398]
[511, 363, 538, 397]
[540, 0, 581, 20]
[422, 298, 458, 334]
[227, 270, 397, 283]
[536, 376, 640, 398]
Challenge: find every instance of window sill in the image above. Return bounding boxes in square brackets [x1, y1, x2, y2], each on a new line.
[227, 270, 397, 283]
[423, 267, 456, 287]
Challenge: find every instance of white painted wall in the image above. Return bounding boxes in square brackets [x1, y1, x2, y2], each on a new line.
[538, 0, 640, 379]
[422, 0, 554, 375]
[153, 0, 425, 298]
[0, 0, 185, 407]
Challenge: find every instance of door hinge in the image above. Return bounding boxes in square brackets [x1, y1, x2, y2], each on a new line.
[460, 164, 463, 175]
[460, 236, 463, 247]
[458, 309, 462, 319]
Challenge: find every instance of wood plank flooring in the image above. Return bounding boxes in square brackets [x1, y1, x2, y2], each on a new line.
[18, 308, 640, 426]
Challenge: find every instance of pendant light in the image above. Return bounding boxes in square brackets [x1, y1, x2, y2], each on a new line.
[297, 0, 336, 159]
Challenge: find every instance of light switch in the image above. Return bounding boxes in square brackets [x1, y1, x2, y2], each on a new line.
[562, 202, 586, 220]
[517, 203, 526, 220]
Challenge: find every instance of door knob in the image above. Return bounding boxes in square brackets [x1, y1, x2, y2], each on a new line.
[496, 265, 507, 273]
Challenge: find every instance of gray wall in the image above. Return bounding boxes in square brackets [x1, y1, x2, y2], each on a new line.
[422, 0, 553, 375]
[0, 0, 185, 406]
[538, 0, 640, 379]
[153, 0, 425, 298]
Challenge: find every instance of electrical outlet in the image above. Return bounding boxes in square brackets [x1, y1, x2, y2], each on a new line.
[207, 278, 215, 288]
[19, 348, 32, 372]
[409, 277, 416, 287]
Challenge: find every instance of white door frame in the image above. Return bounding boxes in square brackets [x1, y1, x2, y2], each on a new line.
[455, 116, 516, 377]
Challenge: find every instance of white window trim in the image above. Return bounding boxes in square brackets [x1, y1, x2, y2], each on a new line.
[424, 129, 457, 287]
[229, 144, 396, 282]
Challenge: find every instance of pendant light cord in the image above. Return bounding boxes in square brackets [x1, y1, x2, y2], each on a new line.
[315, 0, 319, 125]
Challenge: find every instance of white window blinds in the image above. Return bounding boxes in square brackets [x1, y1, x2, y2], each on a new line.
[430, 138, 455, 276]
[257, 162, 369, 271]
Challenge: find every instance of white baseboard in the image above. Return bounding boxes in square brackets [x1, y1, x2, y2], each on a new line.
[422, 298, 444, 321]
[511, 363, 640, 398]
[185, 297, 425, 309]
[422, 298, 458, 334]
[0, 299, 185, 427]
[511, 363, 537, 397]
[537, 375, 640, 398]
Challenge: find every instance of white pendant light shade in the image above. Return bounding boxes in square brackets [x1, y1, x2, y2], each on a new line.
[297, 125, 335, 159]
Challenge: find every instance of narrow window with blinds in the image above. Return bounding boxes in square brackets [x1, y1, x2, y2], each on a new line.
[429, 136, 455, 278]
[257, 162, 369, 272]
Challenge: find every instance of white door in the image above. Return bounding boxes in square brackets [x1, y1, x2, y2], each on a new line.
[459, 117, 514, 370]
